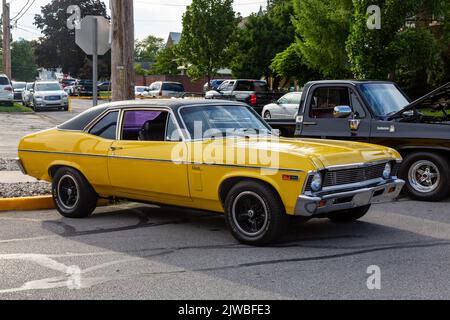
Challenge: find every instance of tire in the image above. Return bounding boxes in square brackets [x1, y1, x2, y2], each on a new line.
[224, 180, 288, 246]
[264, 111, 271, 119]
[328, 205, 371, 223]
[52, 167, 98, 219]
[399, 152, 450, 202]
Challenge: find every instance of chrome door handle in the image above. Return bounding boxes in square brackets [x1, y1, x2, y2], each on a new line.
[303, 121, 317, 126]
[110, 146, 123, 151]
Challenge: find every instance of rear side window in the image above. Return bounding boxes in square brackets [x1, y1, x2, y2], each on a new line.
[309, 87, 350, 118]
[235, 81, 268, 92]
[0, 77, 10, 85]
[59, 106, 108, 131]
[162, 83, 184, 92]
[89, 111, 119, 140]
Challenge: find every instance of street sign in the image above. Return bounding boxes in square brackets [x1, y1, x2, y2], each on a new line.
[75, 16, 111, 107]
[75, 16, 111, 55]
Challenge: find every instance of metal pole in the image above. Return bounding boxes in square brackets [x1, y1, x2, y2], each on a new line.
[92, 18, 98, 106]
[2, 0, 11, 79]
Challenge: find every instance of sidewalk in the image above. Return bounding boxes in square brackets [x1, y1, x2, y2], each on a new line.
[0, 171, 38, 183]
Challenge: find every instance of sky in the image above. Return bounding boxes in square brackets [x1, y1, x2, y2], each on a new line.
[5, 0, 268, 42]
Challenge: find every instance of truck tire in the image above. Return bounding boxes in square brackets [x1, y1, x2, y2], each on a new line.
[224, 180, 288, 246]
[328, 205, 371, 223]
[264, 111, 271, 119]
[52, 167, 98, 219]
[400, 152, 450, 202]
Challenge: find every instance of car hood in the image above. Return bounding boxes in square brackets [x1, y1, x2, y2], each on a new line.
[391, 82, 450, 119]
[35, 91, 65, 95]
[193, 136, 400, 171]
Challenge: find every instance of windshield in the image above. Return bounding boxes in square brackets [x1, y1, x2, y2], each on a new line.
[13, 82, 26, 89]
[359, 83, 410, 116]
[180, 105, 271, 139]
[36, 83, 62, 91]
[136, 87, 146, 92]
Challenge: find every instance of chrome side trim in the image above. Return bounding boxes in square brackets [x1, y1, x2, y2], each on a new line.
[324, 159, 389, 172]
[17, 149, 304, 173]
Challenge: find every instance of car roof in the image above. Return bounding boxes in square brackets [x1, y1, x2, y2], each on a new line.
[306, 80, 396, 86]
[102, 99, 249, 111]
[35, 80, 59, 84]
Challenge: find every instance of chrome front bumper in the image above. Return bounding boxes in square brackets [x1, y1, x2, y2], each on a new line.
[294, 179, 405, 217]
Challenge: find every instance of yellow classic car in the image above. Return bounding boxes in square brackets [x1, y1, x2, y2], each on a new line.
[18, 100, 405, 245]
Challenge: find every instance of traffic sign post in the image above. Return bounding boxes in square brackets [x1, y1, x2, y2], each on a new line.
[75, 16, 111, 106]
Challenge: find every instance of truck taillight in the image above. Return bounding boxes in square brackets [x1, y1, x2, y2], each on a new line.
[250, 94, 257, 105]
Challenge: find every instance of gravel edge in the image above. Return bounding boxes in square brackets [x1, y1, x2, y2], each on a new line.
[0, 182, 52, 199]
[0, 159, 20, 171]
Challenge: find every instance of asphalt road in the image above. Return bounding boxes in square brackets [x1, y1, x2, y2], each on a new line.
[1, 99, 450, 300]
[0, 198, 449, 300]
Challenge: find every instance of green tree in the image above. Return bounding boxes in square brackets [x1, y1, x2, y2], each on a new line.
[33, 0, 109, 78]
[292, 0, 353, 78]
[346, 0, 450, 97]
[231, 0, 295, 82]
[152, 46, 180, 75]
[178, 0, 236, 85]
[11, 39, 37, 81]
[135, 35, 164, 62]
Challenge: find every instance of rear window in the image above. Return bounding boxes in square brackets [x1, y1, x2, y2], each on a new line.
[0, 77, 10, 85]
[162, 83, 184, 92]
[235, 81, 268, 92]
[59, 106, 108, 131]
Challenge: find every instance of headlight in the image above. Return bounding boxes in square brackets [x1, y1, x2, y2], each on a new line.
[383, 163, 392, 180]
[310, 173, 323, 192]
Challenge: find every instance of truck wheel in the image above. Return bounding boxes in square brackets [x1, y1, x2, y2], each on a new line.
[264, 111, 271, 119]
[328, 205, 371, 223]
[224, 181, 288, 246]
[52, 167, 98, 219]
[400, 152, 450, 202]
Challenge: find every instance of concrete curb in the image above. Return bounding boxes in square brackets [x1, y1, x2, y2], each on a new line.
[0, 195, 55, 212]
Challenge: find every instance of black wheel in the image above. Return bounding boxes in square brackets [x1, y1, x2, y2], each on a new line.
[263, 111, 271, 119]
[328, 205, 371, 223]
[52, 167, 98, 219]
[399, 152, 450, 202]
[224, 181, 288, 246]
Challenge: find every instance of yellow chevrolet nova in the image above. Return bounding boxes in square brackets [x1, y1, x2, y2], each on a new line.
[18, 100, 405, 245]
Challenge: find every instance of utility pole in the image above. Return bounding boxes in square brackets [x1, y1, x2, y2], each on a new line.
[2, 0, 11, 79]
[110, 0, 134, 101]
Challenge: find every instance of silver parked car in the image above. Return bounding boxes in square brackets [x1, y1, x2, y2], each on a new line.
[0, 74, 14, 106]
[12, 81, 27, 101]
[30, 81, 69, 111]
[262, 92, 302, 119]
[148, 81, 185, 98]
[22, 82, 35, 107]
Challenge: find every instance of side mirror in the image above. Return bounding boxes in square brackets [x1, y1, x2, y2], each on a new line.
[333, 105, 352, 118]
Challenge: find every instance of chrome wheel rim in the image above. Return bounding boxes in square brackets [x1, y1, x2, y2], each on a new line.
[408, 160, 440, 193]
[232, 191, 269, 237]
[57, 175, 80, 210]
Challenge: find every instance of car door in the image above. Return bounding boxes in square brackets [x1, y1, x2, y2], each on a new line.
[286, 92, 302, 118]
[274, 95, 290, 118]
[300, 85, 371, 141]
[107, 108, 191, 202]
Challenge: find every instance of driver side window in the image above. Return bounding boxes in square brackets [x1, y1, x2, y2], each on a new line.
[309, 87, 351, 119]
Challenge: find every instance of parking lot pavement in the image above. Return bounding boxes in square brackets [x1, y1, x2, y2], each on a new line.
[0, 199, 449, 300]
[0, 99, 100, 158]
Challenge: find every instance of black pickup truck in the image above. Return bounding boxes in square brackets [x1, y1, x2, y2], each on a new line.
[267, 80, 450, 202]
[205, 79, 284, 115]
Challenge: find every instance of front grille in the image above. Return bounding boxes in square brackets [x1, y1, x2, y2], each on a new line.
[305, 162, 390, 192]
[45, 95, 61, 101]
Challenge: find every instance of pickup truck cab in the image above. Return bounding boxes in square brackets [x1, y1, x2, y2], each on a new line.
[268, 80, 450, 202]
[205, 79, 284, 115]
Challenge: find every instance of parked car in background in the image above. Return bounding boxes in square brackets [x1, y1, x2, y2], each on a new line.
[262, 92, 302, 120]
[18, 99, 404, 245]
[135, 86, 150, 98]
[64, 85, 75, 96]
[148, 81, 185, 98]
[61, 78, 76, 89]
[205, 79, 284, 114]
[30, 81, 69, 111]
[267, 80, 450, 202]
[12, 81, 27, 101]
[22, 82, 35, 107]
[98, 81, 111, 92]
[0, 74, 14, 106]
[203, 79, 225, 92]
[75, 80, 95, 96]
